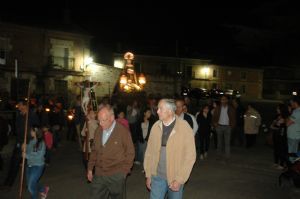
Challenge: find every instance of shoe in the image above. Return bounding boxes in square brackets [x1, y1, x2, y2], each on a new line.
[200, 155, 204, 160]
[204, 152, 208, 158]
[134, 161, 141, 165]
[40, 186, 50, 199]
[276, 165, 284, 170]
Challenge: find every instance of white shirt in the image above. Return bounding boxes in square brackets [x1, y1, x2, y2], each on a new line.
[141, 121, 149, 139]
[102, 121, 116, 145]
[187, 113, 198, 135]
[218, 106, 229, 125]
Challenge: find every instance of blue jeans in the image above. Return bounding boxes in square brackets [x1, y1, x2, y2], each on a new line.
[150, 176, 184, 199]
[216, 125, 232, 158]
[138, 141, 147, 163]
[288, 138, 300, 162]
[26, 165, 45, 199]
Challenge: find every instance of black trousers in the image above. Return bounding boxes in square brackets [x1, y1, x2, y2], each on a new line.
[231, 126, 244, 146]
[272, 130, 288, 166]
[199, 132, 210, 154]
[211, 129, 218, 149]
[245, 134, 257, 148]
[90, 173, 125, 199]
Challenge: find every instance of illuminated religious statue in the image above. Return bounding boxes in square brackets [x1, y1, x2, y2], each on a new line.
[75, 80, 100, 115]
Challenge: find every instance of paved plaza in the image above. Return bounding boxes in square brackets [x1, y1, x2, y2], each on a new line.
[1, 133, 300, 199]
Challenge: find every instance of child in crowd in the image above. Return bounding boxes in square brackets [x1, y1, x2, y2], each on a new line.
[116, 110, 129, 129]
[22, 126, 49, 199]
[43, 125, 53, 166]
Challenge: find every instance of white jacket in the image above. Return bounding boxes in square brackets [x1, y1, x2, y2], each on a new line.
[244, 108, 261, 134]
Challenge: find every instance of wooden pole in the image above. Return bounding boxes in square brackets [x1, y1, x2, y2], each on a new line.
[85, 80, 91, 161]
[19, 82, 30, 199]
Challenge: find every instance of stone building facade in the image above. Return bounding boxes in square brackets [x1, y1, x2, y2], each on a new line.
[114, 53, 263, 99]
[0, 22, 120, 106]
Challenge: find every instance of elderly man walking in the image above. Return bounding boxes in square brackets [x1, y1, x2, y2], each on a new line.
[87, 105, 135, 199]
[144, 99, 196, 199]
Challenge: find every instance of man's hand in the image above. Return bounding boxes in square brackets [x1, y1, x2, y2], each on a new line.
[21, 143, 25, 152]
[169, 180, 181, 192]
[146, 177, 151, 190]
[87, 170, 93, 182]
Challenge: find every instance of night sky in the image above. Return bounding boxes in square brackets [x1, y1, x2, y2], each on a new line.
[1, 0, 299, 67]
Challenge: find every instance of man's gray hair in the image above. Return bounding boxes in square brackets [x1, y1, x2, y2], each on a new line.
[161, 99, 176, 113]
[99, 104, 115, 116]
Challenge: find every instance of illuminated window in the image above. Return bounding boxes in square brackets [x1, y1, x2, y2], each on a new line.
[213, 69, 218, 77]
[50, 38, 74, 70]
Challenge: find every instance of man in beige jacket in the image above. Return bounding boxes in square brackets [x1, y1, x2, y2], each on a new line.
[144, 99, 196, 199]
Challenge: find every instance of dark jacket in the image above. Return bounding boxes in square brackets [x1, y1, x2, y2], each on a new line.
[235, 105, 245, 127]
[212, 105, 236, 128]
[183, 113, 194, 129]
[136, 116, 156, 143]
[196, 112, 212, 135]
[0, 116, 9, 149]
[15, 110, 39, 144]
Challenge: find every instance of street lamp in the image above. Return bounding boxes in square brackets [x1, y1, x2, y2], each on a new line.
[84, 56, 93, 66]
[203, 67, 209, 79]
[119, 52, 146, 92]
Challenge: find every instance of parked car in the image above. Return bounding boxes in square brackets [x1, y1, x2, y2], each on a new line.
[181, 87, 190, 97]
[225, 89, 241, 98]
[189, 88, 209, 99]
[181, 87, 209, 99]
[209, 88, 224, 99]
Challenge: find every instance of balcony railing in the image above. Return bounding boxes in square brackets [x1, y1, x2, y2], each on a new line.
[49, 56, 75, 70]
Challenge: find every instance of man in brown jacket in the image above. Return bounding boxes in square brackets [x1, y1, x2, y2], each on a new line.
[87, 105, 135, 199]
[144, 99, 196, 199]
[212, 95, 236, 159]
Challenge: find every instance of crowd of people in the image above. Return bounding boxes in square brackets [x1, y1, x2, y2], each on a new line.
[0, 93, 300, 199]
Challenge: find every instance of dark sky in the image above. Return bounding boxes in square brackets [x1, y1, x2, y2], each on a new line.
[1, 0, 300, 66]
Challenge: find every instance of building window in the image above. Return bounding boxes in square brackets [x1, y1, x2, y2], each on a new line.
[50, 39, 74, 70]
[241, 85, 246, 94]
[213, 69, 218, 78]
[160, 63, 168, 76]
[0, 37, 11, 65]
[0, 49, 6, 65]
[55, 80, 68, 102]
[186, 65, 192, 78]
[241, 72, 247, 80]
[192, 71, 195, 78]
[10, 78, 29, 100]
[135, 62, 141, 73]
